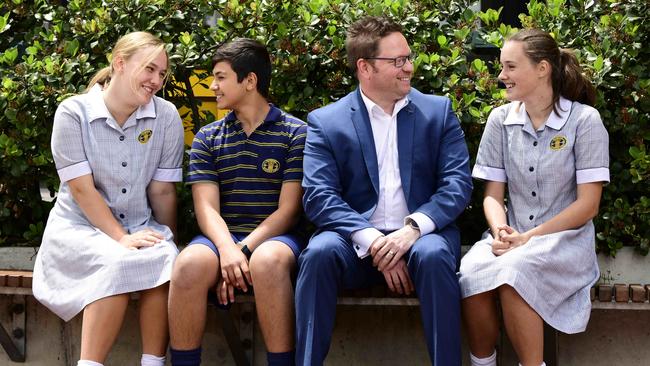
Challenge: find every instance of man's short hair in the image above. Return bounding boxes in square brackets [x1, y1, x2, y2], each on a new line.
[345, 16, 403, 75]
[212, 38, 271, 98]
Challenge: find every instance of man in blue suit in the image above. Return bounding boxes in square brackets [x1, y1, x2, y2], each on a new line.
[295, 16, 472, 365]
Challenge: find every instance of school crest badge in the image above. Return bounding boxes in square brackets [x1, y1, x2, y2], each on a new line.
[138, 129, 153, 144]
[262, 158, 280, 173]
[549, 135, 567, 151]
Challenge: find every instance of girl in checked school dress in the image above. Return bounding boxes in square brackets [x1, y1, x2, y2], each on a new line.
[33, 31, 183, 366]
[459, 29, 609, 366]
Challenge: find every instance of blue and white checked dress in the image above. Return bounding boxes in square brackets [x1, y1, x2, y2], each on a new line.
[32, 86, 184, 321]
[459, 97, 609, 333]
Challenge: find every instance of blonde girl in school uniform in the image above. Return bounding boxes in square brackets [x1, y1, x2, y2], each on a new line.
[33, 31, 184, 366]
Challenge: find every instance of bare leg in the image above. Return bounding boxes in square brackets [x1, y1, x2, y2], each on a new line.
[139, 283, 169, 356]
[462, 290, 499, 358]
[498, 285, 543, 366]
[80, 294, 130, 362]
[248, 241, 296, 352]
[168, 245, 219, 349]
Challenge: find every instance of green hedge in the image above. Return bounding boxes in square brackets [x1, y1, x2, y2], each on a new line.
[1, 0, 648, 256]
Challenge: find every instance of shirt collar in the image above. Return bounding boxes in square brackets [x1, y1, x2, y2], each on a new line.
[360, 89, 409, 119]
[224, 103, 283, 125]
[86, 84, 157, 123]
[503, 96, 573, 130]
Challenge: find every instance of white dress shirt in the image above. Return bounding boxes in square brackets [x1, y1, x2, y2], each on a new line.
[350, 90, 435, 257]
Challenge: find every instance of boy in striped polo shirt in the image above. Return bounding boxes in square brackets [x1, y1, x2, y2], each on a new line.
[169, 38, 307, 366]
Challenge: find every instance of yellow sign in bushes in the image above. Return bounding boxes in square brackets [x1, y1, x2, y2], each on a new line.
[176, 72, 229, 146]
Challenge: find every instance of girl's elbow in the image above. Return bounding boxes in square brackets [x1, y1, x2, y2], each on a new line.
[586, 202, 600, 221]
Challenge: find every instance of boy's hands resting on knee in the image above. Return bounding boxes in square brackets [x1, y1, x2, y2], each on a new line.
[118, 228, 164, 250]
[219, 244, 253, 292]
[216, 277, 236, 305]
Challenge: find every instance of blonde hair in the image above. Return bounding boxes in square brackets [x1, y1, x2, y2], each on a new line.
[85, 31, 168, 92]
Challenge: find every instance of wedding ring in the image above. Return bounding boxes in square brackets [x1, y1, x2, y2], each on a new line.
[388, 250, 396, 256]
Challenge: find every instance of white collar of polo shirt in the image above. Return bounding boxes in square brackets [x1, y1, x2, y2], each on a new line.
[85, 84, 157, 124]
[503, 96, 573, 131]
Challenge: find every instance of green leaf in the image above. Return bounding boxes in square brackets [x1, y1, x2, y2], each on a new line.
[180, 32, 192, 45]
[65, 39, 80, 56]
[437, 35, 447, 47]
[471, 58, 486, 73]
[594, 55, 604, 72]
[2, 77, 14, 89]
[4, 107, 17, 122]
[3, 47, 18, 64]
[0, 12, 9, 33]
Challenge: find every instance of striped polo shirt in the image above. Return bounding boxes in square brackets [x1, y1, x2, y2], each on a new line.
[187, 105, 307, 234]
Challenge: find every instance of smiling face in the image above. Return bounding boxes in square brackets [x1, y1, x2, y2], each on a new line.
[118, 46, 168, 106]
[498, 40, 547, 103]
[358, 32, 413, 112]
[209, 61, 252, 111]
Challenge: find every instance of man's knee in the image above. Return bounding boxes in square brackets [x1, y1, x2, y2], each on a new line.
[409, 236, 457, 274]
[298, 231, 347, 269]
[171, 245, 218, 290]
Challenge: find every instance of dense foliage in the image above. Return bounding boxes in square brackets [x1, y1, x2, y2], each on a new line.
[0, 0, 647, 256]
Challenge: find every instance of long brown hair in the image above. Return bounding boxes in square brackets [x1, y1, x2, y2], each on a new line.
[507, 29, 596, 114]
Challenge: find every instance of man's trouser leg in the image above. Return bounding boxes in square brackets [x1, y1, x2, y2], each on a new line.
[295, 230, 378, 366]
[408, 233, 462, 366]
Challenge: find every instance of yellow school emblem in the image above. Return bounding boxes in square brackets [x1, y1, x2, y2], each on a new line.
[549, 135, 567, 151]
[262, 158, 280, 173]
[138, 129, 153, 144]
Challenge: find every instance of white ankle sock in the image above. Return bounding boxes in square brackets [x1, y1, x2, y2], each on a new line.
[141, 353, 166, 366]
[470, 350, 497, 366]
[77, 361, 103, 366]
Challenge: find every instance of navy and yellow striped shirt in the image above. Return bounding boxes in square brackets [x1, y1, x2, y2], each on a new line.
[187, 105, 307, 234]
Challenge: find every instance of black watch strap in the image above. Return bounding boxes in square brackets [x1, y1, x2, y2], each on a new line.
[240, 243, 252, 259]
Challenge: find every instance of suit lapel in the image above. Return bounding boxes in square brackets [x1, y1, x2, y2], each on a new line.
[351, 90, 380, 194]
[397, 101, 415, 201]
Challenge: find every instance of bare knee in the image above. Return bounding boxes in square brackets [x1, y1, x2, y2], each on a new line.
[462, 290, 496, 309]
[497, 284, 518, 299]
[249, 242, 295, 285]
[141, 283, 169, 301]
[171, 246, 219, 290]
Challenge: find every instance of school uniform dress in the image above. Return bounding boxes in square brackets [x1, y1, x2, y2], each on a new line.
[32, 85, 184, 322]
[459, 97, 609, 333]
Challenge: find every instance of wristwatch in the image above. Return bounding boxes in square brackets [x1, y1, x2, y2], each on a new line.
[406, 218, 420, 232]
[238, 242, 253, 259]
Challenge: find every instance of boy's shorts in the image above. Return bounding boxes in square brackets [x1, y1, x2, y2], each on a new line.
[188, 232, 305, 308]
[187, 232, 305, 259]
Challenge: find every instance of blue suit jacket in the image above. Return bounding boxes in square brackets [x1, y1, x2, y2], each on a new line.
[302, 87, 472, 255]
